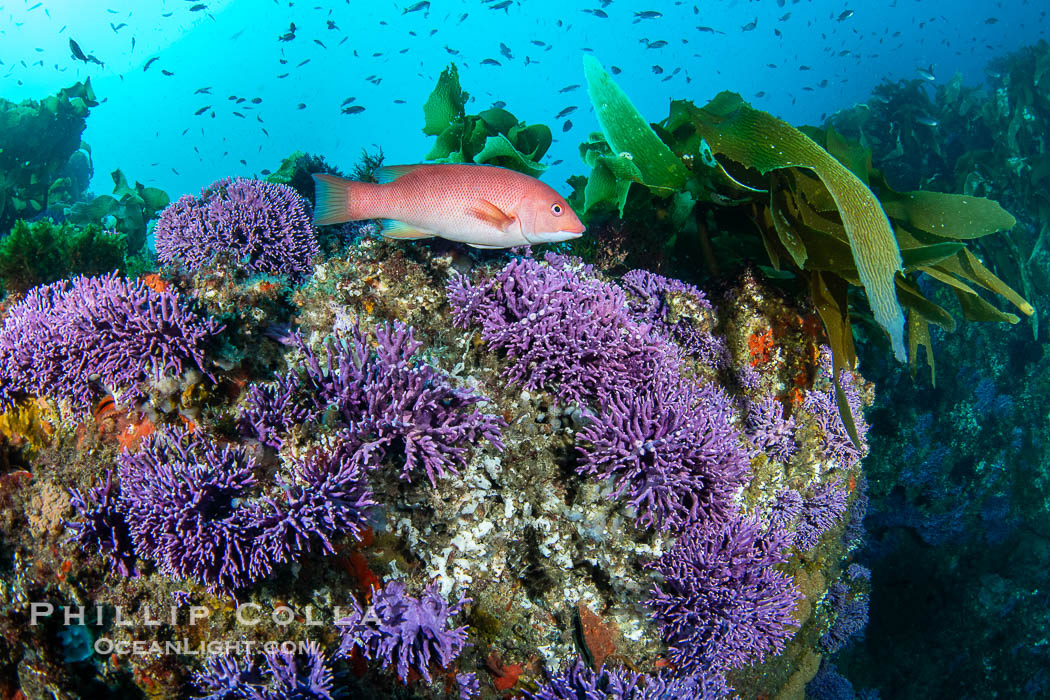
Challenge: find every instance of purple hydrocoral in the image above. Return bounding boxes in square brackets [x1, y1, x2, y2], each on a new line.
[645, 512, 802, 676]
[767, 489, 804, 536]
[745, 394, 798, 463]
[803, 347, 869, 468]
[238, 322, 505, 485]
[118, 427, 264, 594]
[0, 273, 222, 411]
[525, 659, 728, 699]
[575, 369, 749, 531]
[155, 177, 319, 281]
[252, 441, 376, 578]
[192, 641, 338, 699]
[620, 268, 728, 369]
[456, 671, 480, 700]
[447, 253, 678, 407]
[820, 581, 869, 653]
[337, 580, 469, 684]
[793, 481, 851, 550]
[66, 471, 137, 577]
[118, 427, 375, 593]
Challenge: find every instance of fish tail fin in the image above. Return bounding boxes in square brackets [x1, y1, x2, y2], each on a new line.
[311, 173, 353, 226]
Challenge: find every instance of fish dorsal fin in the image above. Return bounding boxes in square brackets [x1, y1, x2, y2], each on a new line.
[380, 219, 436, 239]
[469, 199, 515, 231]
[373, 164, 425, 184]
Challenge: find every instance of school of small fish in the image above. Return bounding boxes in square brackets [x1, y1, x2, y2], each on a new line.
[3, 0, 1041, 184]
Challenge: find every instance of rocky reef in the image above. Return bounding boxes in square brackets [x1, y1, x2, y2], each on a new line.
[0, 168, 871, 697]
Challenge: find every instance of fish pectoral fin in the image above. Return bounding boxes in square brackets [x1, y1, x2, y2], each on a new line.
[373, 164, 425, 184]
[469, 199, 516, 230]
[380, 219, 436, 239]
[466, 242, 505, 249]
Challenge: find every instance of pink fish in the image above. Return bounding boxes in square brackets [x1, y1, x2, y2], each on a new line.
[311, 163, 585, 248]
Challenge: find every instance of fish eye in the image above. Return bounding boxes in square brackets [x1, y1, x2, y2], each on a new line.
[551, 203, 563, 216]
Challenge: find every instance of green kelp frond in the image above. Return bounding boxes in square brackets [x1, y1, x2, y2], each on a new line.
[576, 132, 644, 217]
[66, 168, 169, 253]
[582, 55, 688, 193]
[684, 91, 907, 362]
[421, 65, 551, 178]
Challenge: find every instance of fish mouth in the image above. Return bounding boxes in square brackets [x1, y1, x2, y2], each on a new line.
[528, 229, 583, 244]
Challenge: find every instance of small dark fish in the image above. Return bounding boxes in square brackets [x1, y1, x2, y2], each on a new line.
[499, 42, 513, 59]
[489, 0, 512, 10]
[110, 22, 127, 31]
[742, 18, 757, 31]
[342, 105, 365, 115]
[297, 103, 306, 109]
[27, 1, 42, 9]
[445, 46, 460, 55]
[481, 58, 501, 66]
[341, 96, 356, 106]
[314, 39, 326, 48]
[261, 169, 272, 175]
[836, 10, 853, 21]
[233, 112, 245, 118]
[779, 12, 791, 21]
[162, 12, 173, 17]
[652, 65, 663, 74]
[550, 159, 563, 166]
[799, 65, 811, 70]
[755, 91, 766, 97]
[143, 56, 159, 71]
[276, 72, 289, 78]
[195, 87, 212, 94]
[634, 10, 662, 19]
[562, 120, 572, 132]
[696, 26, 724, 34]
[984, 17, 998, 24]
[403, 1, 430, 14]
[646, 39, 668, 49]
[190, 4, 207, 11]
[297, 58, 311, 67]
[194, 105, 210, 115]
[327, 20, 338, 29]
[610, 66, 621, 75]
[559, 84, 580, 93]
[394, 99, 406, 104]
[556, 105, 577, 119]
[240, 159, 247, 165]
[161, 69, 174, 76]
[493, 100, 507, 109]
[585, 9, 609, 18]
[251, 97, 262, 104]
[279, 22, 296, 41]
[530, 40, 546, 46]
[69, 38, 88, 62]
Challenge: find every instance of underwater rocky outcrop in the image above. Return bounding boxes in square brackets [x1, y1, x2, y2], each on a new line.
[0, 158, 873, 698]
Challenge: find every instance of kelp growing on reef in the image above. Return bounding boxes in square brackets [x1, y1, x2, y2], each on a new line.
[566, 57, 1032, 398]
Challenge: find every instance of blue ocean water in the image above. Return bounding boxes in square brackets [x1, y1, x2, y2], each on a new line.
[2, 0, 1044, 198]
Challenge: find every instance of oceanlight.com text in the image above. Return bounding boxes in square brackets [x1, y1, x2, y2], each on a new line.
[92, 638, 319, 657]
